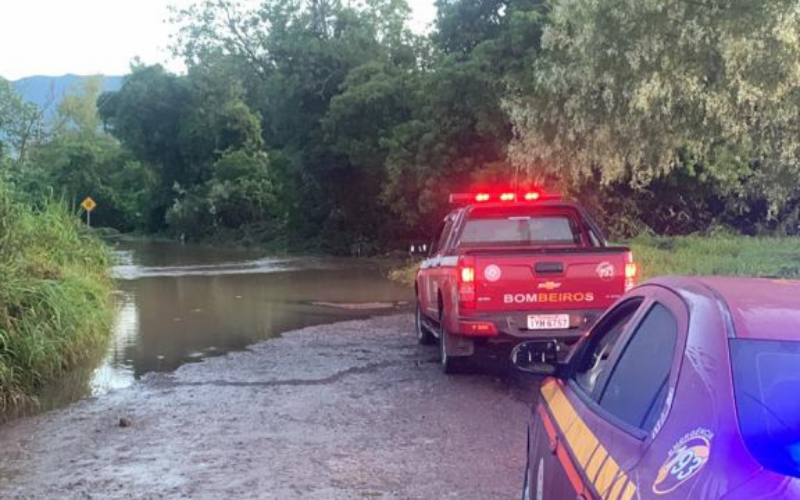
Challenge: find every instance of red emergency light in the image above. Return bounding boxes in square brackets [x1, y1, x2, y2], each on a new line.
[449, 190, 561, 204]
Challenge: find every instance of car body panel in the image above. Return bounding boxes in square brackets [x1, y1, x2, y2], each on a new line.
[525, 277, 800, 500]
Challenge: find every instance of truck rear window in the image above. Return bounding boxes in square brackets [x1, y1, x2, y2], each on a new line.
[730, 339, 800, 478]
[459, 215, 580, 246]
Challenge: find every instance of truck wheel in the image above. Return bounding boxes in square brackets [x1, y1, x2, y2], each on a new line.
[416, 302, 436, 345]
[439, 313, 469, 374]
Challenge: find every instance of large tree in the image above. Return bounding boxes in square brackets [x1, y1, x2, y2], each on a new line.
[508, 0, 800, 222]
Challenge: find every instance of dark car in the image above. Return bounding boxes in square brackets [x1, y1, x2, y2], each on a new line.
[514, 277, 800, 500]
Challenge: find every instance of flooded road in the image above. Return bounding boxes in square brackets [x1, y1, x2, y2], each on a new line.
[0, 241, 534, 499]
[101, 240, 412, 390]
[1, 241, 412, 421]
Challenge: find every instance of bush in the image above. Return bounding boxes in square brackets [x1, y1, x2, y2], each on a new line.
[0, 185, 114, 411]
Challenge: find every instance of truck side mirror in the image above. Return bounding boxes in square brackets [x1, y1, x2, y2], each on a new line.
[511, 341, 564, 376]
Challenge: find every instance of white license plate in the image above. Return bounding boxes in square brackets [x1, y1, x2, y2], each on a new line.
[527, 314, 570, 330]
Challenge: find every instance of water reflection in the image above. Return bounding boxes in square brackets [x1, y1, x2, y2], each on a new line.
[89, 240, 412, 392]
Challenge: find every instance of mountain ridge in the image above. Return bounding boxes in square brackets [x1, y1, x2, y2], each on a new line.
[9, 74, 125, 112]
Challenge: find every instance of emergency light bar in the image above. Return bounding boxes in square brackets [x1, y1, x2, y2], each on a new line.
[449, 191, 562, 204]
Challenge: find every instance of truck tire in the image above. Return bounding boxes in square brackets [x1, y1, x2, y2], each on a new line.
[415, 302, 436, 345]
[439, 312, 470, 374]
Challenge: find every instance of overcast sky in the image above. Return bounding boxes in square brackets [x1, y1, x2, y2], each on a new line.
[0, 0, 437, 80]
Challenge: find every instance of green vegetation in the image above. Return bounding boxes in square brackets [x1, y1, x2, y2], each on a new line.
[631, 236, 800, 280]
[389, 235, 800, 287]
[3, 1, 800, 252]
[0, 186, 114, 410]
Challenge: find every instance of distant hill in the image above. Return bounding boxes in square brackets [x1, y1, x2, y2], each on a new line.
[11, 74, 124, 113]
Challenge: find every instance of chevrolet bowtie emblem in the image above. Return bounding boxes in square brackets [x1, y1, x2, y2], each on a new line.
[537, 281, 562, 291]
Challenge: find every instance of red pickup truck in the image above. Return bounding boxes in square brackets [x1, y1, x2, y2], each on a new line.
[415, 191, 637, 373]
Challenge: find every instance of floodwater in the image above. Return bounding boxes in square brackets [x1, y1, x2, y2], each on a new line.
[4, 240, 412, 421]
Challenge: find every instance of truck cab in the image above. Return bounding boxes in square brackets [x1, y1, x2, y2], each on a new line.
[415, 190, 637, 373]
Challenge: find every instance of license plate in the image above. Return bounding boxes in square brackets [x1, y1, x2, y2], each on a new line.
[527, 314, 570, 330]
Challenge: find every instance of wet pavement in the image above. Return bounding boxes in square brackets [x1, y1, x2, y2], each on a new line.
[0, 314, 537, 500]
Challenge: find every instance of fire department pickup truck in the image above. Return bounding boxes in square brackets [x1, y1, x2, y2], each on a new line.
[415, 190, 637, 373]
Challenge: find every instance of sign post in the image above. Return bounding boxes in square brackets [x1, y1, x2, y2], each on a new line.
[81, 197, 97, 227]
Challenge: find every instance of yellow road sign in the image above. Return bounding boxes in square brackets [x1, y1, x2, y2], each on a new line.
[81, 197, 97, 212]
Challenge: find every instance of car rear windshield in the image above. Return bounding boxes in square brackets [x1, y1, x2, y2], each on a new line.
[459, 214, 582, 246]
[730, 339, 800, 478]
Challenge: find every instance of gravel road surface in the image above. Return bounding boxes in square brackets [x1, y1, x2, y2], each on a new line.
[0, 314, 538, 500]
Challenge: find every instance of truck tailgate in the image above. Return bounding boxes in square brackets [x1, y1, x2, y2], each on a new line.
[470, 248, 631, 312]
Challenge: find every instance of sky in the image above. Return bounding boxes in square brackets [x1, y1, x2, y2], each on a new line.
[0, 0, 437, 81]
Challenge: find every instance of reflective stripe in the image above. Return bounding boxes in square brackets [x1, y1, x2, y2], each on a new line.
[620, 482, 636, 500]
[540, 380, 638, 500]
[440, 256, 458, 267]
[595, 459, 620, 495]
[420, 256, 459, 269]
[585, 447, 607, 483]
[606, 475, 628, 500]
[537, 405, 593, 499]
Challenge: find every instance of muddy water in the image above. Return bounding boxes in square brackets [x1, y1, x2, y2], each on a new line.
[7, 241, 412, 420]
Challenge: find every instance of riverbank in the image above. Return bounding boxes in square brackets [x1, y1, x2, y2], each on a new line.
[0, 189, 114, 412]
[0, 314, 532, 500]
[388, 235, 800, 287]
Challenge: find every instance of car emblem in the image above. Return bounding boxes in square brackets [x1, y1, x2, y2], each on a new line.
[484, 265, 502, 282]
[537, 281, 562, 291]
[596, 262, 615, 281]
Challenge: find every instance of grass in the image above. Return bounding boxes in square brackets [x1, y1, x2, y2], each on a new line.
[630, 235, 800, 280]
[0, 186, 114, 411]
[388, 235, 800, 288]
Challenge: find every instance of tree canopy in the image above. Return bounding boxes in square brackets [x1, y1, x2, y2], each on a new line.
[3, 0, 800, 250]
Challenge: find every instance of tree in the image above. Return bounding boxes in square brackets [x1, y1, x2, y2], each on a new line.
[0, 78, 46, 169]
[508, 0, 800, 222]
[99, 62, 264, 230]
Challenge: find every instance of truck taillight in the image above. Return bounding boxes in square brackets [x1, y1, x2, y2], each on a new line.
[624, 251, 638, 292]
[458, 256, 476, 309]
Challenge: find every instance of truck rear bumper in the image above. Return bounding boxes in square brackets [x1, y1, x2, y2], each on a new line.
[454, 309, 603, 343]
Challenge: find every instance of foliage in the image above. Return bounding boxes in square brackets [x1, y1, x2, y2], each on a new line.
[0, 184, 114, 410]
[508, 0, 800, 231]
[0, 77, 46, 167]
[8, 0, 800, 252]
[388, 234, 800, 288]
[631, 235, 800, 280]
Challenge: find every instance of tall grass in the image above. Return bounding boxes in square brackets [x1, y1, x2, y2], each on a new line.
[0, 186, 114, 411]
[630, 235, 800, 280]
[388, 235, 800, 287]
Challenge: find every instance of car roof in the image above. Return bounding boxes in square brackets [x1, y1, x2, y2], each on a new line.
[645, 276, 800, 341]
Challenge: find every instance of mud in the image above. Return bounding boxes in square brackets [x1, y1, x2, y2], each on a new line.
[0, 314, 537, 500]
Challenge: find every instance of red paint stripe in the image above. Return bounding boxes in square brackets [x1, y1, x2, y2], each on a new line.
[536, 405, 595, 500]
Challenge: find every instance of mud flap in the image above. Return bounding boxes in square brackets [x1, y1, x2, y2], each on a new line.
[444, 332, 474, 357]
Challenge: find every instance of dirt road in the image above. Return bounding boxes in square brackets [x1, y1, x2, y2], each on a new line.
[0, 314, 537, 500]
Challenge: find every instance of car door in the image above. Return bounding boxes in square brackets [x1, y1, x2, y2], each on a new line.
[419, 215, 453, 316]
[531, 296, 646, 500]
[420, 213, 459, 318]
[565, 287, 687, 499]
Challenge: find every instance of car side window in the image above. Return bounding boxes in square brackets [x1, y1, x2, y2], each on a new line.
[598, 303, 678, 432]
[572, 298, 643, 396]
